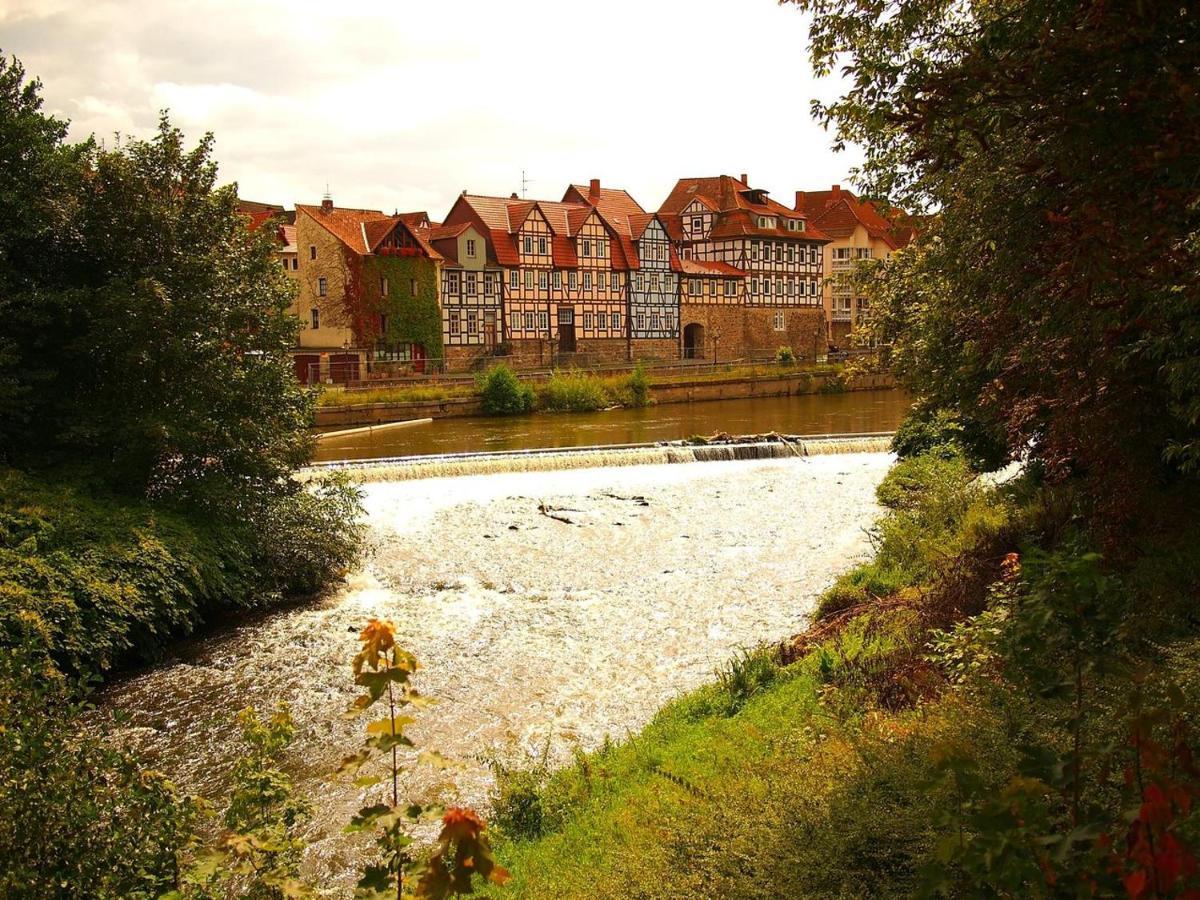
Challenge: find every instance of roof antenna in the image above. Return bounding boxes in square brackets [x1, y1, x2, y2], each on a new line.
[521, 169, 529, 199]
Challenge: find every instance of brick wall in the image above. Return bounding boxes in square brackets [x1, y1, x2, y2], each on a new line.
[631, 337, 680, 362]
[444, 345, 489, 373]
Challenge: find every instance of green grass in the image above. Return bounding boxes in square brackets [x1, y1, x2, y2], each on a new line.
[315, 383, 474, 408]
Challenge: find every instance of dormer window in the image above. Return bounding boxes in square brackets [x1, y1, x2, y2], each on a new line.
[466, 238, 477, 257]
[758, 216, 775, 229]
[787, 219, 805, 232]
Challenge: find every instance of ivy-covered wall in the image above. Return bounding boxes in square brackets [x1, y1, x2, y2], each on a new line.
[362, 255, 443, 362]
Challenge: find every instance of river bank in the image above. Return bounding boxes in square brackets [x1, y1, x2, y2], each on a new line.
[98, 452, 894, 894]
[315, 370, 897, 429]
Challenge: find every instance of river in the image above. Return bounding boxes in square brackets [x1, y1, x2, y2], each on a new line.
[314, 388, 909, 462]
[99, 452, 894, 894]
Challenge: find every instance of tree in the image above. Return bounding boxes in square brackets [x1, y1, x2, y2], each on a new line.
[786, 0, 1200, 516]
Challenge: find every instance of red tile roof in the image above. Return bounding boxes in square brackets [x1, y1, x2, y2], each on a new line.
[295, 204, 441, 260]
[659, 175, 830, 243]
[795, 186, 913, 249]
[563, 183, 647, 223]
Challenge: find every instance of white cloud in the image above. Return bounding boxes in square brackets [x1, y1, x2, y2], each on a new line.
[0, 0, 864, 216]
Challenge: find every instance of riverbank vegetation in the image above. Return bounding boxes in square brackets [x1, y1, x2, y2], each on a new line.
[483, 0, 1200, 894]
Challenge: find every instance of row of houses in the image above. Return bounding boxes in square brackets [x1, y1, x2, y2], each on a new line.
[242, 175, 913, 382]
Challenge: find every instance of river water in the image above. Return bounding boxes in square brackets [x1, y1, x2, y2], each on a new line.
[314, 389, 909, 462]
[100, 453, 893, 893]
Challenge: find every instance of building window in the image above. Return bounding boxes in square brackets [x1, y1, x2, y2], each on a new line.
[810, 279, 818, 296]
[379, 313, 389, 335]
[309, 245, 316, 260]
[651, 312, 661, 331]
[650, 274, 660, 290]
[525, 270, 534, 289]
[751, 242, 759, 261]
[485, 274, 497, 295]
[510, 270, 519, 289]
[466, 238, 477, 257]
[281, 259, 288, 271]
[691, 216, 702, 231]
[310, 308, 320, 329]
[538, 271, 548, 290]
[611, 312, 621, 330]
[380, 276, 389, 296]
[447, 272, 460, 294]
[539, 311, 549, 330]
[598, 272, 606, 290]
[787, 245, 795, 263]
[583, 239, 591, 257]
[466, 272, 477, 295]
[411, 278, 418, 296]
[584, 312, 594, 330]
[568, 271, 578, 290]
[524, 311, 535, 329]
[774, 311, 785, 331]
[689, 278, 700, 295]
[764, 279, 772, 295]
[751, 278, 759, 295]
[292, 258, 299, 270]
[636, 313, 646, 331]
[583, 271, 592, 290]
[523, 236, 532, 254]
[553, 270, 562, 289]
[449, 311, 461, 335]
[538, 237, 547, 255]
[318, 277, 327, 297]
[776, 278, 785, 295]
[723, 280, 736, 297]
[467, 310, 478, 333]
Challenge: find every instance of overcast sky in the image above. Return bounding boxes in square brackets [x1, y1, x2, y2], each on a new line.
[1, 0, 861, 218]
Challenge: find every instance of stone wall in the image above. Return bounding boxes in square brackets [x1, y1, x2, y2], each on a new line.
[630, 337, 680, 362]
[679, 305, 827, 362]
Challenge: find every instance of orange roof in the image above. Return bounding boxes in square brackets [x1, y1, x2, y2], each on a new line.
[659, 175, 830, 243]
[796, 186, 912, 249]
[296, 203, 441, 260]
[563, 183, 647, 224]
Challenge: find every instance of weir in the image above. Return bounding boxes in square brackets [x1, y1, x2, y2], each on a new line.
[304, 432, 894, 482]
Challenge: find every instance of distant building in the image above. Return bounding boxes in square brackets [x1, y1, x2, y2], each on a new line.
[563, 181, 680, 360]
[290, 198, 443, 383]
[658, 175, 829, 361]
[795, 185, 914, 346]
[439, 189, 633, 368]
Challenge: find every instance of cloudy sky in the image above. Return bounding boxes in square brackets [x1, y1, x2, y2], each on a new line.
[1, 0, 861, 217]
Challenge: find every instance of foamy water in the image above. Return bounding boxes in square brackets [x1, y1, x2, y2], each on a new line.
[100, 453, 892, 894]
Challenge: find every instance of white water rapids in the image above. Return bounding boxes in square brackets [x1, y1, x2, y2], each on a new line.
[100, 452, 893, 893]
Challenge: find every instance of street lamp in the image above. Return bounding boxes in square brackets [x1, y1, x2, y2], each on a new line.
[710, 326, 723, 367]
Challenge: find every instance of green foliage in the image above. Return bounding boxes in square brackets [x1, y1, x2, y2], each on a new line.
[788, 0, 1200, 498]
[179, 705, 312, 899]
[626, 362, 650, 408]
[775, 346, 796, 366]
[713, 646, 780, 715]
[0, 643, 198, 898]
[367, 256, 444, 364]
[538, 370, 609, 412]
[477, 365, 534, 416]
[892, 404, 1005, 472]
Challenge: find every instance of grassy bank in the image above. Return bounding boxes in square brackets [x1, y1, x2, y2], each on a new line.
[483, 445, 1200, 897]
[314, 361, 849, 410]
[0, 467, 363, 676]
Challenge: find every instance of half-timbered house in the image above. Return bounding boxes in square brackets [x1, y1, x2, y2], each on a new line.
[659, 175, 830, 361]
[439, 190, 633, 367]
[429, 221, 504, 370]
[563, 180, 680, 360]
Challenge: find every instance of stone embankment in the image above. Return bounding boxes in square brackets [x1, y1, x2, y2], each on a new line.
[315, 371, 897, 429]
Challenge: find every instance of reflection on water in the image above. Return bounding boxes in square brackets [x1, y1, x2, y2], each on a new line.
[100, 454, 893, 894]
[315, 389, 910, 461]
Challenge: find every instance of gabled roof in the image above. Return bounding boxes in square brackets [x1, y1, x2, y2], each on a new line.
[659, 175, 830, 242]
[279, 224, 297, 253]
[295, 203, 441, 259]
[563, 183, 647, 223]
[796, 186, 913, 250]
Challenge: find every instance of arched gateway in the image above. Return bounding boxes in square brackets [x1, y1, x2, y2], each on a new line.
[683, 322, 705, 359]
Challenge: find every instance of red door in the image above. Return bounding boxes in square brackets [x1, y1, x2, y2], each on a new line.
[293, 354, 320, 385]
[330, 353, 360, 384]
[413, 344, 426, 375]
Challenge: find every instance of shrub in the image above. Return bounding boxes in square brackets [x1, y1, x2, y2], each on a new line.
[892, 404, 1007, 472]
[0, 644, 197, 897]
[627, 362, 651, 408]
[538, 370, 608, 412]
[477, 364, 534, 416]
[714, 646, 781, 714]
[775, 346, 796, 365]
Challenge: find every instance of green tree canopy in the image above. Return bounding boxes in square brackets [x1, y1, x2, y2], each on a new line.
[0, 52, 311, 506]
[787, 0, 1200, 514]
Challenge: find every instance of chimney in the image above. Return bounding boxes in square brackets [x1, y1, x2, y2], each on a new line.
[588, 178, 600, 202]
[510, 192, 519, 200]
[831, 184, 842, 200]
[320, 194, 333, 213]
[795, 190, 805, 211]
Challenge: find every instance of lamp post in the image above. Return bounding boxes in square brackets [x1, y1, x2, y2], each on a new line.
[711, 326, 722, 368]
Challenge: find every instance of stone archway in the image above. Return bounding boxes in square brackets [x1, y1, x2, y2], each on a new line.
[683, 322, 705, 359]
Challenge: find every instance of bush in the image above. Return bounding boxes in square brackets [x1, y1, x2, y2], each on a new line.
[477, 364, 534, 415]
[538, 370, 608, 412]
[892, 404, 1007, 472]
[714, 646, 781, 714]
[0, 644, 196, 897]
[627, 362, 651, 408]
[775, 346, 796, 365]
